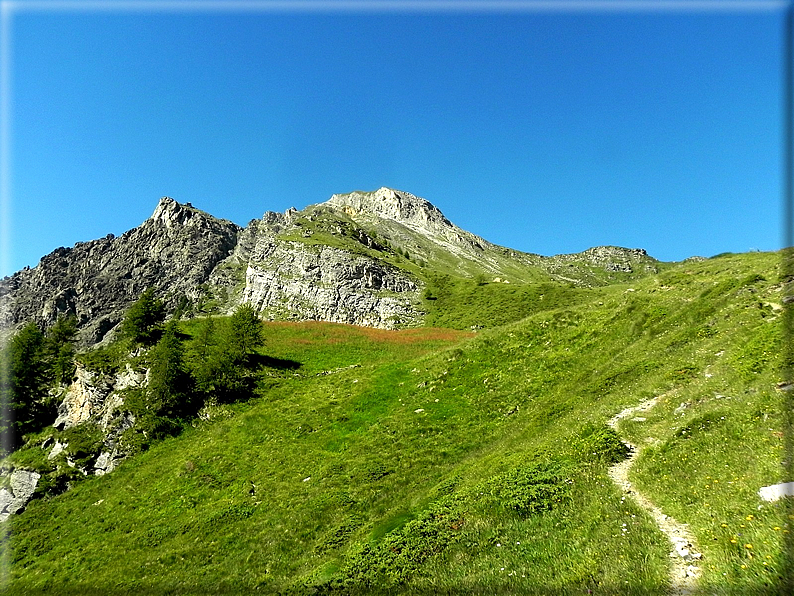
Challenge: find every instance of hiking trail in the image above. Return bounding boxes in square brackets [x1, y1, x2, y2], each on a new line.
[607, 395, 702, 595]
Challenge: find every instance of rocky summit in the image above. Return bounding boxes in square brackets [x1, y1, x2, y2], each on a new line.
[0, 187, 659, 346]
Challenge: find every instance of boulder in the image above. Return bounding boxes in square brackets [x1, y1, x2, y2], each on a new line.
[0, 469, 42, 522]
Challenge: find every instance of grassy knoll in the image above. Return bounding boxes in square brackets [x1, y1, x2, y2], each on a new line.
[5, 251, 787, 595]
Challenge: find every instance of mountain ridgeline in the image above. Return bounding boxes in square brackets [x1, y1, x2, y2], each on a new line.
[0, 187, 659, 346]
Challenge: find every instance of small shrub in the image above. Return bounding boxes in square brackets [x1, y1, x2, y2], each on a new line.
[574, 424, 630, 464]
[479, 460, 572, 516]
[335, 495, 467, 589]
[57, 422, 104, 467]
[76, 343, 125, 376]
[315, 514, 366, 553]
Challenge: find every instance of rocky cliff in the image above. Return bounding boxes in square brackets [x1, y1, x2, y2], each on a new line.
[0, 192, 431, 343]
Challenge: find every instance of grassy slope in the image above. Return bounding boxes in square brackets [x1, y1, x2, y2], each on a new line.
[6, 252, 787, 595]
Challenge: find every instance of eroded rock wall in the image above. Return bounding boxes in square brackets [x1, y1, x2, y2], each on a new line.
[243, 238, 421, 328]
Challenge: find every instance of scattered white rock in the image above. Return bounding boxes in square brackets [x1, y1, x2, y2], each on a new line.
[48, 440, 67, 460]
[0, 469, 41, 522]
[414, 408, 424, 414]
[94, 450, 126, 476]
[685, 565, 701, 578]
[758, 482, 794, 502]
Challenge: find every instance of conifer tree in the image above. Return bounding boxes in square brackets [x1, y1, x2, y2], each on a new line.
[1, 322, 52, 450]
[228, 303, 264, 365]
[147, 321, 194, 420]
[45, 314, 77, 385]
[191, 304, 264, 403]
[121, 287, 165, 346]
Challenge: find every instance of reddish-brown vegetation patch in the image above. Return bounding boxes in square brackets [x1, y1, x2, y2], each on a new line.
[263, 321, 473, 345]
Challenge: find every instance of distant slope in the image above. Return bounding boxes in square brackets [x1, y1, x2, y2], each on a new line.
[324, 187, 660, 285]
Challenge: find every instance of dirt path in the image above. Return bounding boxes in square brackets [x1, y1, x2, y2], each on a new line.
[607, 396, 702, 595]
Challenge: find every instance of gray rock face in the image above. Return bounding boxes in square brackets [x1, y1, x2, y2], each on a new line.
[53, 362, 144, 431]
[328, 187, 454, 236]
[47, 360, 142, 479]
[243, 236, 421, 328]
[0, 192, 429, 341]
[1, 198, 241, 345]
[550, 246, 658, 274]
[0, 469, 41, 521]
[326, 187, 509, 276]
[93, 448, 128, 476]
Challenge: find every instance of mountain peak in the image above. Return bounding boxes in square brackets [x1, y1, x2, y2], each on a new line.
[150, 197, 195, 228]
[325, 187, 453, 233]
[149, 197, 233, 232]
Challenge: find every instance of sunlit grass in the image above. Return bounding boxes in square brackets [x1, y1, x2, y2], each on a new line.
[5, 250, 785, 595]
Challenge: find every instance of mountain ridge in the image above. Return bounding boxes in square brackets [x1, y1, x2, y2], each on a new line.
[1, 187, 659, 346]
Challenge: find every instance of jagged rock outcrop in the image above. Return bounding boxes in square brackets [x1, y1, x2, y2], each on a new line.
[551, 246, 658, 274]
[0, 361, 141, 522]
[0, 198, 241, 345]
[326, 187, 533, 279]
[244, 239, 421, 328]
[328, 187, 456, 237]
[50, 361, 142, 476]
[54, 362, 143, 432]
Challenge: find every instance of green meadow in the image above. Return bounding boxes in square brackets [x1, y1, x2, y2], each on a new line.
[4, 251, 789, 595]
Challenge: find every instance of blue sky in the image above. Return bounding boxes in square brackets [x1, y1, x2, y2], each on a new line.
[1, 1, 787, 276]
